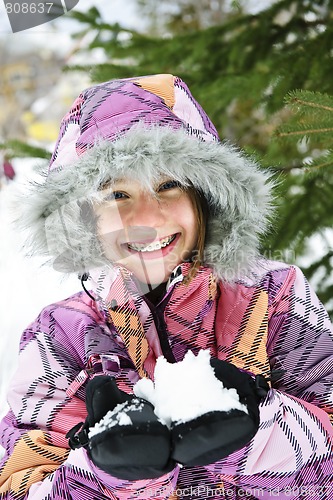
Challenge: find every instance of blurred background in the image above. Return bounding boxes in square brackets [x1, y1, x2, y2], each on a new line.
[1, 0, 333, 420]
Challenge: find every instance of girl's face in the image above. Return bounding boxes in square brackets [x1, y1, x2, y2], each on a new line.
[94, 178, 198, 285]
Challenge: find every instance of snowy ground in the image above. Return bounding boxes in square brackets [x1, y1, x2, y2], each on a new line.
[0, 159, 80, 421]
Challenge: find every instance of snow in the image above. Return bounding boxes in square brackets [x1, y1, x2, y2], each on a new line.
[134, 350, 247, 427]
[88, 400, 141, 438]
[0, 159, 80, 422]
[88, 351, 247, 438]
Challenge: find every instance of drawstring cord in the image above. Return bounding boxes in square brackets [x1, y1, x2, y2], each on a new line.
[79, 272, 96, 301]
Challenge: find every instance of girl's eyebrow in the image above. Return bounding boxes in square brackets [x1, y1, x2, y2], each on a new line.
[99, 179, 126, 191]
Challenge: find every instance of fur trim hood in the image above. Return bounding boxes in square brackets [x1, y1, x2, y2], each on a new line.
[19, 74, 273, 281]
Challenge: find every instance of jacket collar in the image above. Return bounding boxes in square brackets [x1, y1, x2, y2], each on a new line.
[88, 262, 188, 306]
[87, 263, 218, 377]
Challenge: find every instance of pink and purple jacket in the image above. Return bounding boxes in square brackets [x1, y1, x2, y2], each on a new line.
[0, 261, 332, 499]
[0, 74, 332, 498]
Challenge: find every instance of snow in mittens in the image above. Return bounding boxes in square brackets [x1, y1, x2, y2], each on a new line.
[134, 350, 248, 427]
[88, 399, 144, 438]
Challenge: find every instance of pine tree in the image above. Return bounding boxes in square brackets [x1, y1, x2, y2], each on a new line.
[270, 90, 333, 312]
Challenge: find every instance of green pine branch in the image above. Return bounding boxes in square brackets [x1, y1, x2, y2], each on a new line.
[0, 140, 51, 160]
[275, 90, 333, 157]
[286, 90, 333, 114]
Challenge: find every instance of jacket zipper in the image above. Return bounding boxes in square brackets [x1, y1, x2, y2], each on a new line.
[143, 295, 176, 363]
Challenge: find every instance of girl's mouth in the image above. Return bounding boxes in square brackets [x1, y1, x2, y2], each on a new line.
[126, 233, 179, 256]
[127, 234, 177, 253]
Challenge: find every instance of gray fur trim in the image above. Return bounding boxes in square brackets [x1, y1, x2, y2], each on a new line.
[15, 125, 274, 281]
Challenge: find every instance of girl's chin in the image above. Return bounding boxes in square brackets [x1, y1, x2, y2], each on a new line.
[119, 257, 178, 286]
[126, 266, 171, 287]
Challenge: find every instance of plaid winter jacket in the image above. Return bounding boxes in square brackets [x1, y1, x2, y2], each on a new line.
[0, 261, 332, 500]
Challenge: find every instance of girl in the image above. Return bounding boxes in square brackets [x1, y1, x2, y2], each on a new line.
[0, 74, 332, 499]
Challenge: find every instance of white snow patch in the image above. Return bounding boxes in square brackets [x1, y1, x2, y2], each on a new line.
[134, 350, 247, 427]
[0, 160, 80, 423]
[88, 399, 143, 438]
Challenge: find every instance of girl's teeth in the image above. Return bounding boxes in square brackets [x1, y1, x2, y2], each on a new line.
[128, 235, 176, 252]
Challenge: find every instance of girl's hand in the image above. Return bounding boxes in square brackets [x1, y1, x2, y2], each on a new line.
[170, 359, 270, 466]
[66, 376, 175, 480]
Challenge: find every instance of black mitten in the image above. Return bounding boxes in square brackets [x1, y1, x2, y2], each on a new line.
[171, 359, 269, 466]
[66, 375, 174, 480]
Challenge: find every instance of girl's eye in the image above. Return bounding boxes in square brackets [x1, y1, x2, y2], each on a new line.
[158, 180, 181, 192]
[104, 191, 127, 201]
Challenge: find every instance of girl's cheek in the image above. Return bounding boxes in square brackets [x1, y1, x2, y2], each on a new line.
[95, 205, 127, 235]
[174, 199, 196, 221]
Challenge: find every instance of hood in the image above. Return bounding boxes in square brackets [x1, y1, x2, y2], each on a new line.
[18, 73, 273, 281]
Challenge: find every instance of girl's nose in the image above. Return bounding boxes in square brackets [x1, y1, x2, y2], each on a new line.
[128, 194, 165, 227]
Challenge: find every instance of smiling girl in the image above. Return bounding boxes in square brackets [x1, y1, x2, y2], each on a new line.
[0, 74, 332, 500]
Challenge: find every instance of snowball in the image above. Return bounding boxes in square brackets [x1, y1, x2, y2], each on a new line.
[134, 350, 248, 426]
